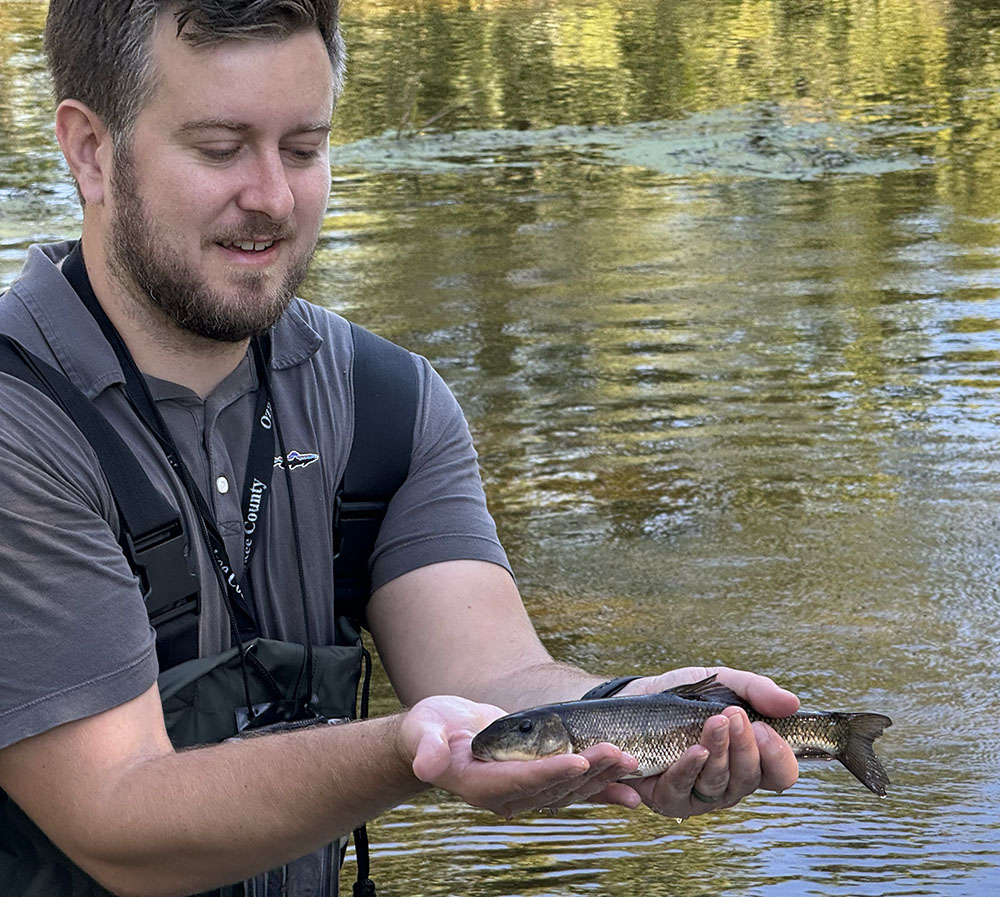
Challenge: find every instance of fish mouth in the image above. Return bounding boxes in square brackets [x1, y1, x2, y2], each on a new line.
[471, 743, 565, 762]
[470, 740, 493, 761]
[470, 734, 537, 762]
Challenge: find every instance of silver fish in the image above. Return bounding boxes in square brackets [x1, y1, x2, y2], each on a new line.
[471, 675, 892, 796]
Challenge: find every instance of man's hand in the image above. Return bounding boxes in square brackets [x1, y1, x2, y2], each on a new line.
[609, 666, 801, 818]
[399, 696, 642, 817]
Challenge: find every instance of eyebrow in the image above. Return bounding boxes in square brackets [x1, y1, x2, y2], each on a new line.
[177, 118, 332, 137]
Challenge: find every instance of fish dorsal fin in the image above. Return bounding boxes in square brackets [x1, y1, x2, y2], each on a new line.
[664, 674, 750, 709]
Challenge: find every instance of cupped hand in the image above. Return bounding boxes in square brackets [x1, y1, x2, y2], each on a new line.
[398, 695, 641, 817]
[603, 666, 801, 818]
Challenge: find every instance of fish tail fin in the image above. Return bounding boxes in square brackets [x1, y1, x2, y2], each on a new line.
[836, 712, 893, 797]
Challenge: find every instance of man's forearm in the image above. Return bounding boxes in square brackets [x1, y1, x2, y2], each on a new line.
[367, 561, 630, 711]
[470, 658, 614, 710]
[38, 712, 424, 897]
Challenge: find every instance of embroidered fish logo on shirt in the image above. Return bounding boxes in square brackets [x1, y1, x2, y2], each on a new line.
[274, 450, 320, 470]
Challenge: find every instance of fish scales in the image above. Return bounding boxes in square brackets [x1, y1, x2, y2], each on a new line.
[471, 676, 892, 796]
[555, 692, 712, 775]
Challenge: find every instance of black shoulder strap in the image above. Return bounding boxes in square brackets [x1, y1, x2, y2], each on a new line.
[333, 323, 418, 625]
[0, 335, 200, 666]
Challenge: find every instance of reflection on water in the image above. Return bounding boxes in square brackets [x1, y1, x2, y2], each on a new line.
[3, 0, 1000, 894]
[348, 779, 1000, 897]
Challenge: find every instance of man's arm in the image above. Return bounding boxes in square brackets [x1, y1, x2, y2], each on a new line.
[367, 559, 800, 818]
[0, 677, 642, 897]
[0, 684, 412, 896]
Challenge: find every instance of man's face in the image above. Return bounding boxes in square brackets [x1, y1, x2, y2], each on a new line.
[105, 21, 335, 342]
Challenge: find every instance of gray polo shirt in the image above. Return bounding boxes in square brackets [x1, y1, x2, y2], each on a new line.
[0, 241, 510, 752]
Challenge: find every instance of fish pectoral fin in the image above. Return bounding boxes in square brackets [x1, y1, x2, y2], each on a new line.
[665, 674, 750, 709]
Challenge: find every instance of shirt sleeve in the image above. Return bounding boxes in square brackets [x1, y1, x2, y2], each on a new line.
[368, 355, 511, 591]
[0, 375, 158, 751]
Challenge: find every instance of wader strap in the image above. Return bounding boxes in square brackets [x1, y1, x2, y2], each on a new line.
[580, 675, 641, 700]
[63, 244, 271, 647]
[351, 645, 377, 896]
[333, 323, 418, 625]
[0, 334, 200, 663]
[351, 823, 376, 897]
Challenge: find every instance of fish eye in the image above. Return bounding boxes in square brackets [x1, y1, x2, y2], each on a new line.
[517, 718, 534, 733]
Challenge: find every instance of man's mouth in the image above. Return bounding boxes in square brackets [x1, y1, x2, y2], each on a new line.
[223, 240, 276, 252]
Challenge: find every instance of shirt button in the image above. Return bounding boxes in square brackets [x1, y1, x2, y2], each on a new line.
[216, 476, 230, 494]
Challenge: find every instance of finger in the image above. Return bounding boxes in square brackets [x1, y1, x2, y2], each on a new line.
[589, 781, 643, 809]
[578, 743, 639, 777]
[713, 669, 800, 717]
[410, 729, 452, 783]
[629, 743, 710, 816]
[574, 750, 638, 798]
[469, 755, 592, 816]
[469, 743, 634, 817]
[500, 769, 616, 816]
[528, 746, 637, 810]
[691, 714, 731, 803]
[720, 707, 760, 799]
[753, 721, 800, 793]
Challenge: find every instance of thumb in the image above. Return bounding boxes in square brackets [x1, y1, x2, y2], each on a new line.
[410, 729, 452, 783]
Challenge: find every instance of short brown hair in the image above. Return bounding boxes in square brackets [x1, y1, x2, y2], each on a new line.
[44, 0, 345, 139]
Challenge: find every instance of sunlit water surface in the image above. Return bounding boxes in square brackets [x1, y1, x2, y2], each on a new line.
[2, 1, 1000, 894]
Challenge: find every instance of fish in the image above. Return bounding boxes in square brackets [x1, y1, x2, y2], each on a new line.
[471, 675, 892, 796]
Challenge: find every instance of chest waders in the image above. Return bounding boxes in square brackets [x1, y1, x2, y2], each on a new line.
[0, 274, 417, 896]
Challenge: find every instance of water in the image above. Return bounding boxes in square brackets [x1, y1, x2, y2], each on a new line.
[2, 1, 1000, 894]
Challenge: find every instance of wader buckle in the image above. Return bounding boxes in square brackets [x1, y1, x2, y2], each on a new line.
[125, 519, 199, 623]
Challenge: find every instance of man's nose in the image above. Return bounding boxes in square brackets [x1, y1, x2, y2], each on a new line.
[237, 149, 295, 221]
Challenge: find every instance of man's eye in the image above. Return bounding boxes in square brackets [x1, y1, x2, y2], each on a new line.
[198, 146, 240, 162]
[283, 146, 323, 163]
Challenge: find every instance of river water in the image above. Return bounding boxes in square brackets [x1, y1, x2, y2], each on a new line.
[2, 1, 1000, 895]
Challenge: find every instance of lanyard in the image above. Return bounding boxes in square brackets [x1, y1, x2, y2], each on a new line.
[63, 244, 275, 639]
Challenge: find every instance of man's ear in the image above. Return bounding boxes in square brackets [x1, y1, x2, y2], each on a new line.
[54, 99, 114, 205]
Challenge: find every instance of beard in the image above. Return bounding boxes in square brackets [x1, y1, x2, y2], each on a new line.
[106, 149, 315, 343]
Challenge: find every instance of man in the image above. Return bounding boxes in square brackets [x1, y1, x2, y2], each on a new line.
[0, 2, 800, 895]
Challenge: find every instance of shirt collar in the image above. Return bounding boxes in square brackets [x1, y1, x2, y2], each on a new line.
[13, 241, 122, 400]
